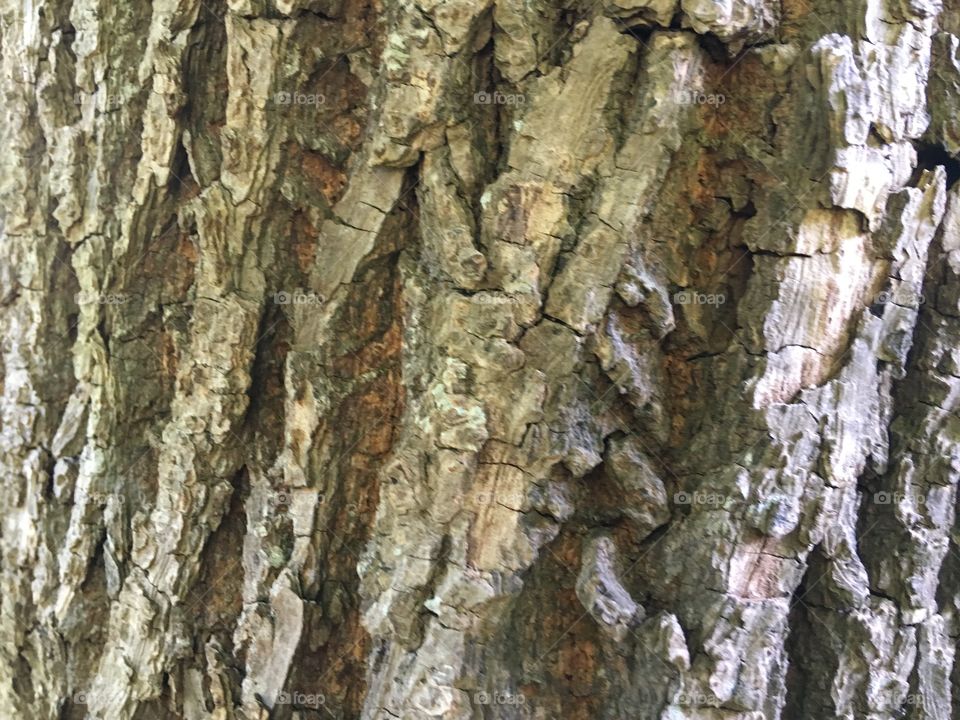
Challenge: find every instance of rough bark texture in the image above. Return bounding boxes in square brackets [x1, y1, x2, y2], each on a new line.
[3, 0, 960, 718]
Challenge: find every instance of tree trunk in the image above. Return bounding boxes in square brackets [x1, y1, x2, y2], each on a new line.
[2, 0, 960, 718]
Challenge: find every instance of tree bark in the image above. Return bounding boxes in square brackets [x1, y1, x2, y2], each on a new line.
[2, 0, 960, 718]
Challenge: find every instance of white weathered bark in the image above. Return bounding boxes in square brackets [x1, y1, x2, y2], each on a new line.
[2, 0, 960, 718]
